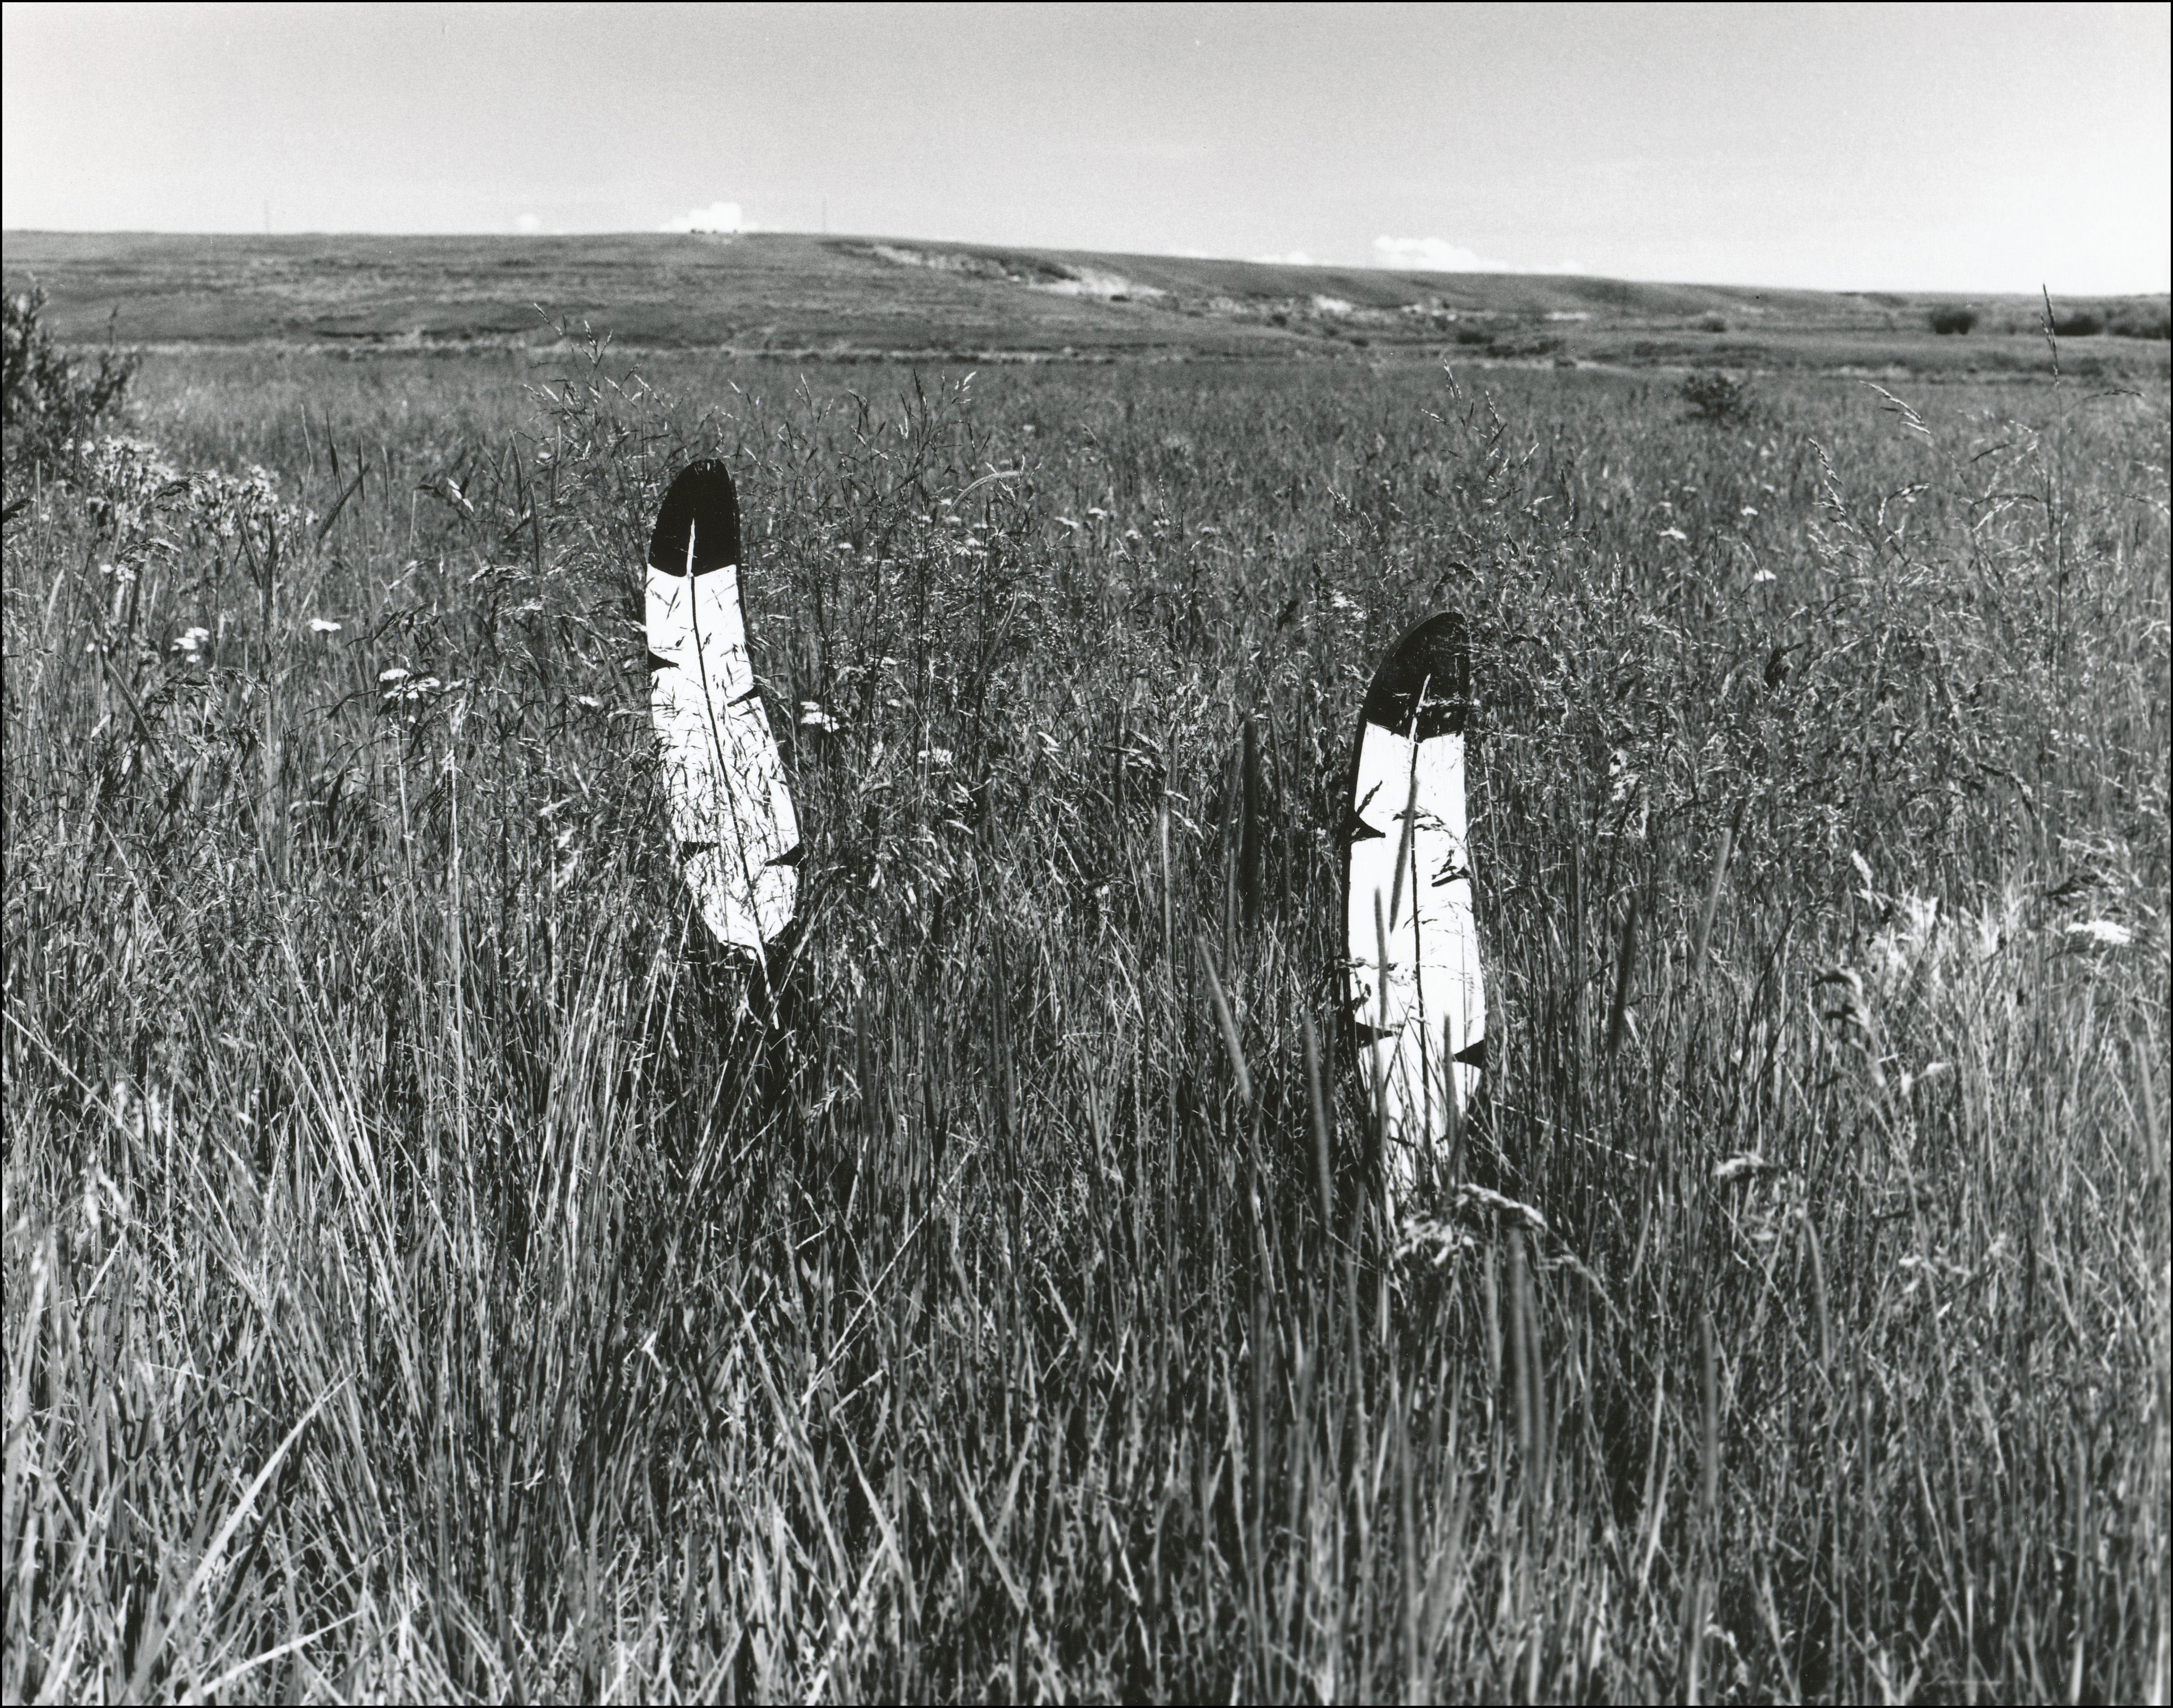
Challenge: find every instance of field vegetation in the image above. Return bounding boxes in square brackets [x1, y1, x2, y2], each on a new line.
[3, 320, 2168, 1701]
[6, 231, 2170, 376]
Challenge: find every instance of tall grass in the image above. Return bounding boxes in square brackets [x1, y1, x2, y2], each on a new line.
[4, 345, 2166, 1702]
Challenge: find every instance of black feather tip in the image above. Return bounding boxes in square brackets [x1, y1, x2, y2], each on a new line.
[1359, 611, 1472, 740]
[648, 460, 743, 577]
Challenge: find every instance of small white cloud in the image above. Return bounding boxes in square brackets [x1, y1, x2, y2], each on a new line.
[1374, 236, 1589, 277]
[1251, 249, 1316, 266]
[1375, 235, 1499, 272]
[514, 213, 541, 235]
[662, 200, 743, 234]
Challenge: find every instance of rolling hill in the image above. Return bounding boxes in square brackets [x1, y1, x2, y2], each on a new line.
[4, 230, 2166, 375]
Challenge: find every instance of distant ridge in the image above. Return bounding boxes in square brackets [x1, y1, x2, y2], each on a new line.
[5, 231, 2165, 373]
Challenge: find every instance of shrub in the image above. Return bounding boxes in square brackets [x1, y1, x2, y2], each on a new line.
[2052, 309, 2104, 338]
[2109, 306, 2171, 340]
[1700, 312, 1728, 333]
[1455, 326, 1492, 346]
[1678, 368, 1753, 423]
[2, 283, 139, 473]
[1928, 305, 1979, 335]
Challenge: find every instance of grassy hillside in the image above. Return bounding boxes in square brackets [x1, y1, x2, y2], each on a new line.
[6, 230, 2168, 376]
[2, 322, 2167, 1701]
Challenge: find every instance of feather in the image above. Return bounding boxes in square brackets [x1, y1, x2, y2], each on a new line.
[645, 461, 800, 951]
[1346, 613, 1486, 1193]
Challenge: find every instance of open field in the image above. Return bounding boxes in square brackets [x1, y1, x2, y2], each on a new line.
[3, 325, 2169, 1702]
[6, 230, 2171, 377]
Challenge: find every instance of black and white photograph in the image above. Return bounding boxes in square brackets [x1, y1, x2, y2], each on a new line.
[3, 3, 2167, 1699]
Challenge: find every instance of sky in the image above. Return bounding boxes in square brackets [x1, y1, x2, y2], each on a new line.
[3, 1, 2167, 294]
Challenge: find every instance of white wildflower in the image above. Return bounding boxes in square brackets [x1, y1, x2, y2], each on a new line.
[381, 672, 443, 704]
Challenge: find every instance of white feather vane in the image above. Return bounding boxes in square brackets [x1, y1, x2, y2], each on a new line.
[645, 461, 800, 953]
